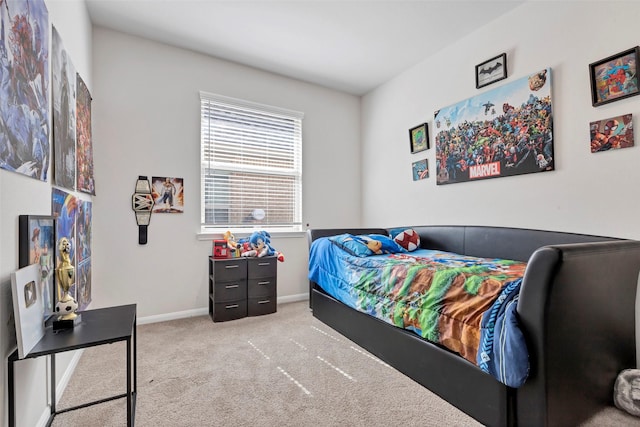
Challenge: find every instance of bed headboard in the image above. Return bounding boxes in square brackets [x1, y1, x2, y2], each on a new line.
[407, 225, 619, 262]
[307, 225, 621, 262]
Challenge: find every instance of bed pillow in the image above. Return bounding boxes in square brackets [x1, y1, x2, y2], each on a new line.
[362, 234, 407, 255]
[390, 228, 421, 251]
[329, 233, 407, 257]
[328, 234, 373, 257]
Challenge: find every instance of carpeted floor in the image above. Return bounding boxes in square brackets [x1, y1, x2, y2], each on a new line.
[50, 301, 640, 426]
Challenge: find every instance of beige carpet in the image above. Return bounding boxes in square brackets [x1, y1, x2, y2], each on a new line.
[50, 301, 640, 426]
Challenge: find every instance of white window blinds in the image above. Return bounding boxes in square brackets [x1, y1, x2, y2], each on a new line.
[200, 92, 303, 231]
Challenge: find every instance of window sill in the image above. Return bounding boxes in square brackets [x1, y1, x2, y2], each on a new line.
[196, 229, 306, 241]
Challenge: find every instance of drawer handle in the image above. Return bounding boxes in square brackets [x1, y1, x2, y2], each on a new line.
[225, 284, 239, 289]
[258, 300, 271, 304]
[225, 265, 239, 269]
[225, 304, 239, 309]
[258, 281, 270, 286]
[258, 262, 270, 266]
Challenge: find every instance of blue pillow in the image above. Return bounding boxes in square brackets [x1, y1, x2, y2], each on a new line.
[362, 234, 407, 255]
[329, 233, 407, 257]
[329, 234, 373, 257]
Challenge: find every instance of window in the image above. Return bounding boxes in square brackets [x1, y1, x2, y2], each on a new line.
[200, 92, 303, 233]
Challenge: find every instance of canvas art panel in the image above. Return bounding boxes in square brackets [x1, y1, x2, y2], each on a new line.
[152, 176, 184, 213]
[11, 264, 45, 359]
[52, 25, 77, 190]
[19, 215, 55, 320]
[0, 0, 50, 181]
[434, 68, 554, 185]
[52, 188, 78, 303]
[76, 73, 95, 194]
[77, 258, 91, 311]
[76, 199, 92, 261]
[412, 159, 429, 181]
[590, 114, 634, 153]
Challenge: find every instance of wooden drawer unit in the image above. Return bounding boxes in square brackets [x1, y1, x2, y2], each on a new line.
[209, 256, 278, 321]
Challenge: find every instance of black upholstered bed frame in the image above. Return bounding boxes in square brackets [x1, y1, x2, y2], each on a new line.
[307, 225, 640, 426]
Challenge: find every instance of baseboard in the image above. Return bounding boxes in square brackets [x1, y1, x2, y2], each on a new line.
[138, 307, 208, 325]
[35, 349, 85, 427]
[278, 293, 308, 304]
[138, 294, 308, 325]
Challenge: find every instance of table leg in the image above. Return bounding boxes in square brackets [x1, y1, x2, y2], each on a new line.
[134, 314, 137, 393]
[8, 350, 16, 427]
[127, 337, 132, 426]
[51, 354, 56, 415]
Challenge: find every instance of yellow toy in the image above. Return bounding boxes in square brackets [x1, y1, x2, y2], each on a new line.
[224, 230, 241, 257]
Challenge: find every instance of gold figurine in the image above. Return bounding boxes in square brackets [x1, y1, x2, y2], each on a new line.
[55, 237, 78, 320]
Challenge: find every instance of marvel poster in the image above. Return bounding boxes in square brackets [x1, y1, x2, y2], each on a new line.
[76, 74, 95, 194]
[0, 0, 49, 180]
[52, 25, 76, 190]
[435, 68, 554, 185]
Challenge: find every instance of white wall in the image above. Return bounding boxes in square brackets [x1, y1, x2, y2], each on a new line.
[90, 27, 362, 318]
[0, 1, 92, 426]
[362, 1, 640, 239]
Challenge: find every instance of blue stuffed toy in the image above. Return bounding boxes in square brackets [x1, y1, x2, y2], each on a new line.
[239, 231, 285, 261]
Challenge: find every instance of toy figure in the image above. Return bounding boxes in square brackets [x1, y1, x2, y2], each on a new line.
[239, 231, 284, 262]
[224, 230, 241, 257]
[55, 237, 78, 320]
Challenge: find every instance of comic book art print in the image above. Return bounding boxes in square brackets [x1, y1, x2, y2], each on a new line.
[52, 188, 78, 304]
[589, 47, 639, 107]
[412, 159, 429, 181]
[19, 215, 55, 320]
[434, 68, 553, 185]
[76, 199, 92, 262]
[76, 74, 95, 194]
[77, 258, 91, 311]
[590, 114, 634, 153]
[52, 25, 76, 190]
[0, 0, 49, 181]
[152, 176, 184, 213]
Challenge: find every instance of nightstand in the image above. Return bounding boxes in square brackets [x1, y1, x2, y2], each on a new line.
[209, 256, 277, 322]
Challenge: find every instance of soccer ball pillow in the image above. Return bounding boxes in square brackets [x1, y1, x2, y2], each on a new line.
[392, 228, 420, 251]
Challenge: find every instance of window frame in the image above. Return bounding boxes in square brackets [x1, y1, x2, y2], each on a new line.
[199, 91, 304, 236]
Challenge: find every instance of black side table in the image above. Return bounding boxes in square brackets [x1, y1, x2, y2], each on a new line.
[8, 304, 137, 426]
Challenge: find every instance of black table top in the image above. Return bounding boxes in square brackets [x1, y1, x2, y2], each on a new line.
[15, 304, 137, 360]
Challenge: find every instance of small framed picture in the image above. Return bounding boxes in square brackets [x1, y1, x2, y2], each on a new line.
[19, 215, 56, 321]
[409, 123, 429, 153]
[590, 114, 634, 153]
[589, 47, 640, 107]
[412, 159, 429, 181]
[476, 53, 507, 89]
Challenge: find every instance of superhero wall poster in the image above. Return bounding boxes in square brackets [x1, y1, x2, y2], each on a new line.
[435, 68, 554, 185]
[0, 0, 50, 181]
[152, 176, 184, 213]
[52, 25, 77, 190]
[590, 114, 634, 153]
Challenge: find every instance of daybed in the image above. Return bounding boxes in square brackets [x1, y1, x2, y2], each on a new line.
[307, 225, 640, 427]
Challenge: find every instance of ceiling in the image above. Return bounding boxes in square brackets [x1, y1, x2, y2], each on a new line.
[85, 0, 525, 96]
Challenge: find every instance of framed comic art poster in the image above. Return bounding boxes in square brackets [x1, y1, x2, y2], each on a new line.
[19, 215, 55, 320]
